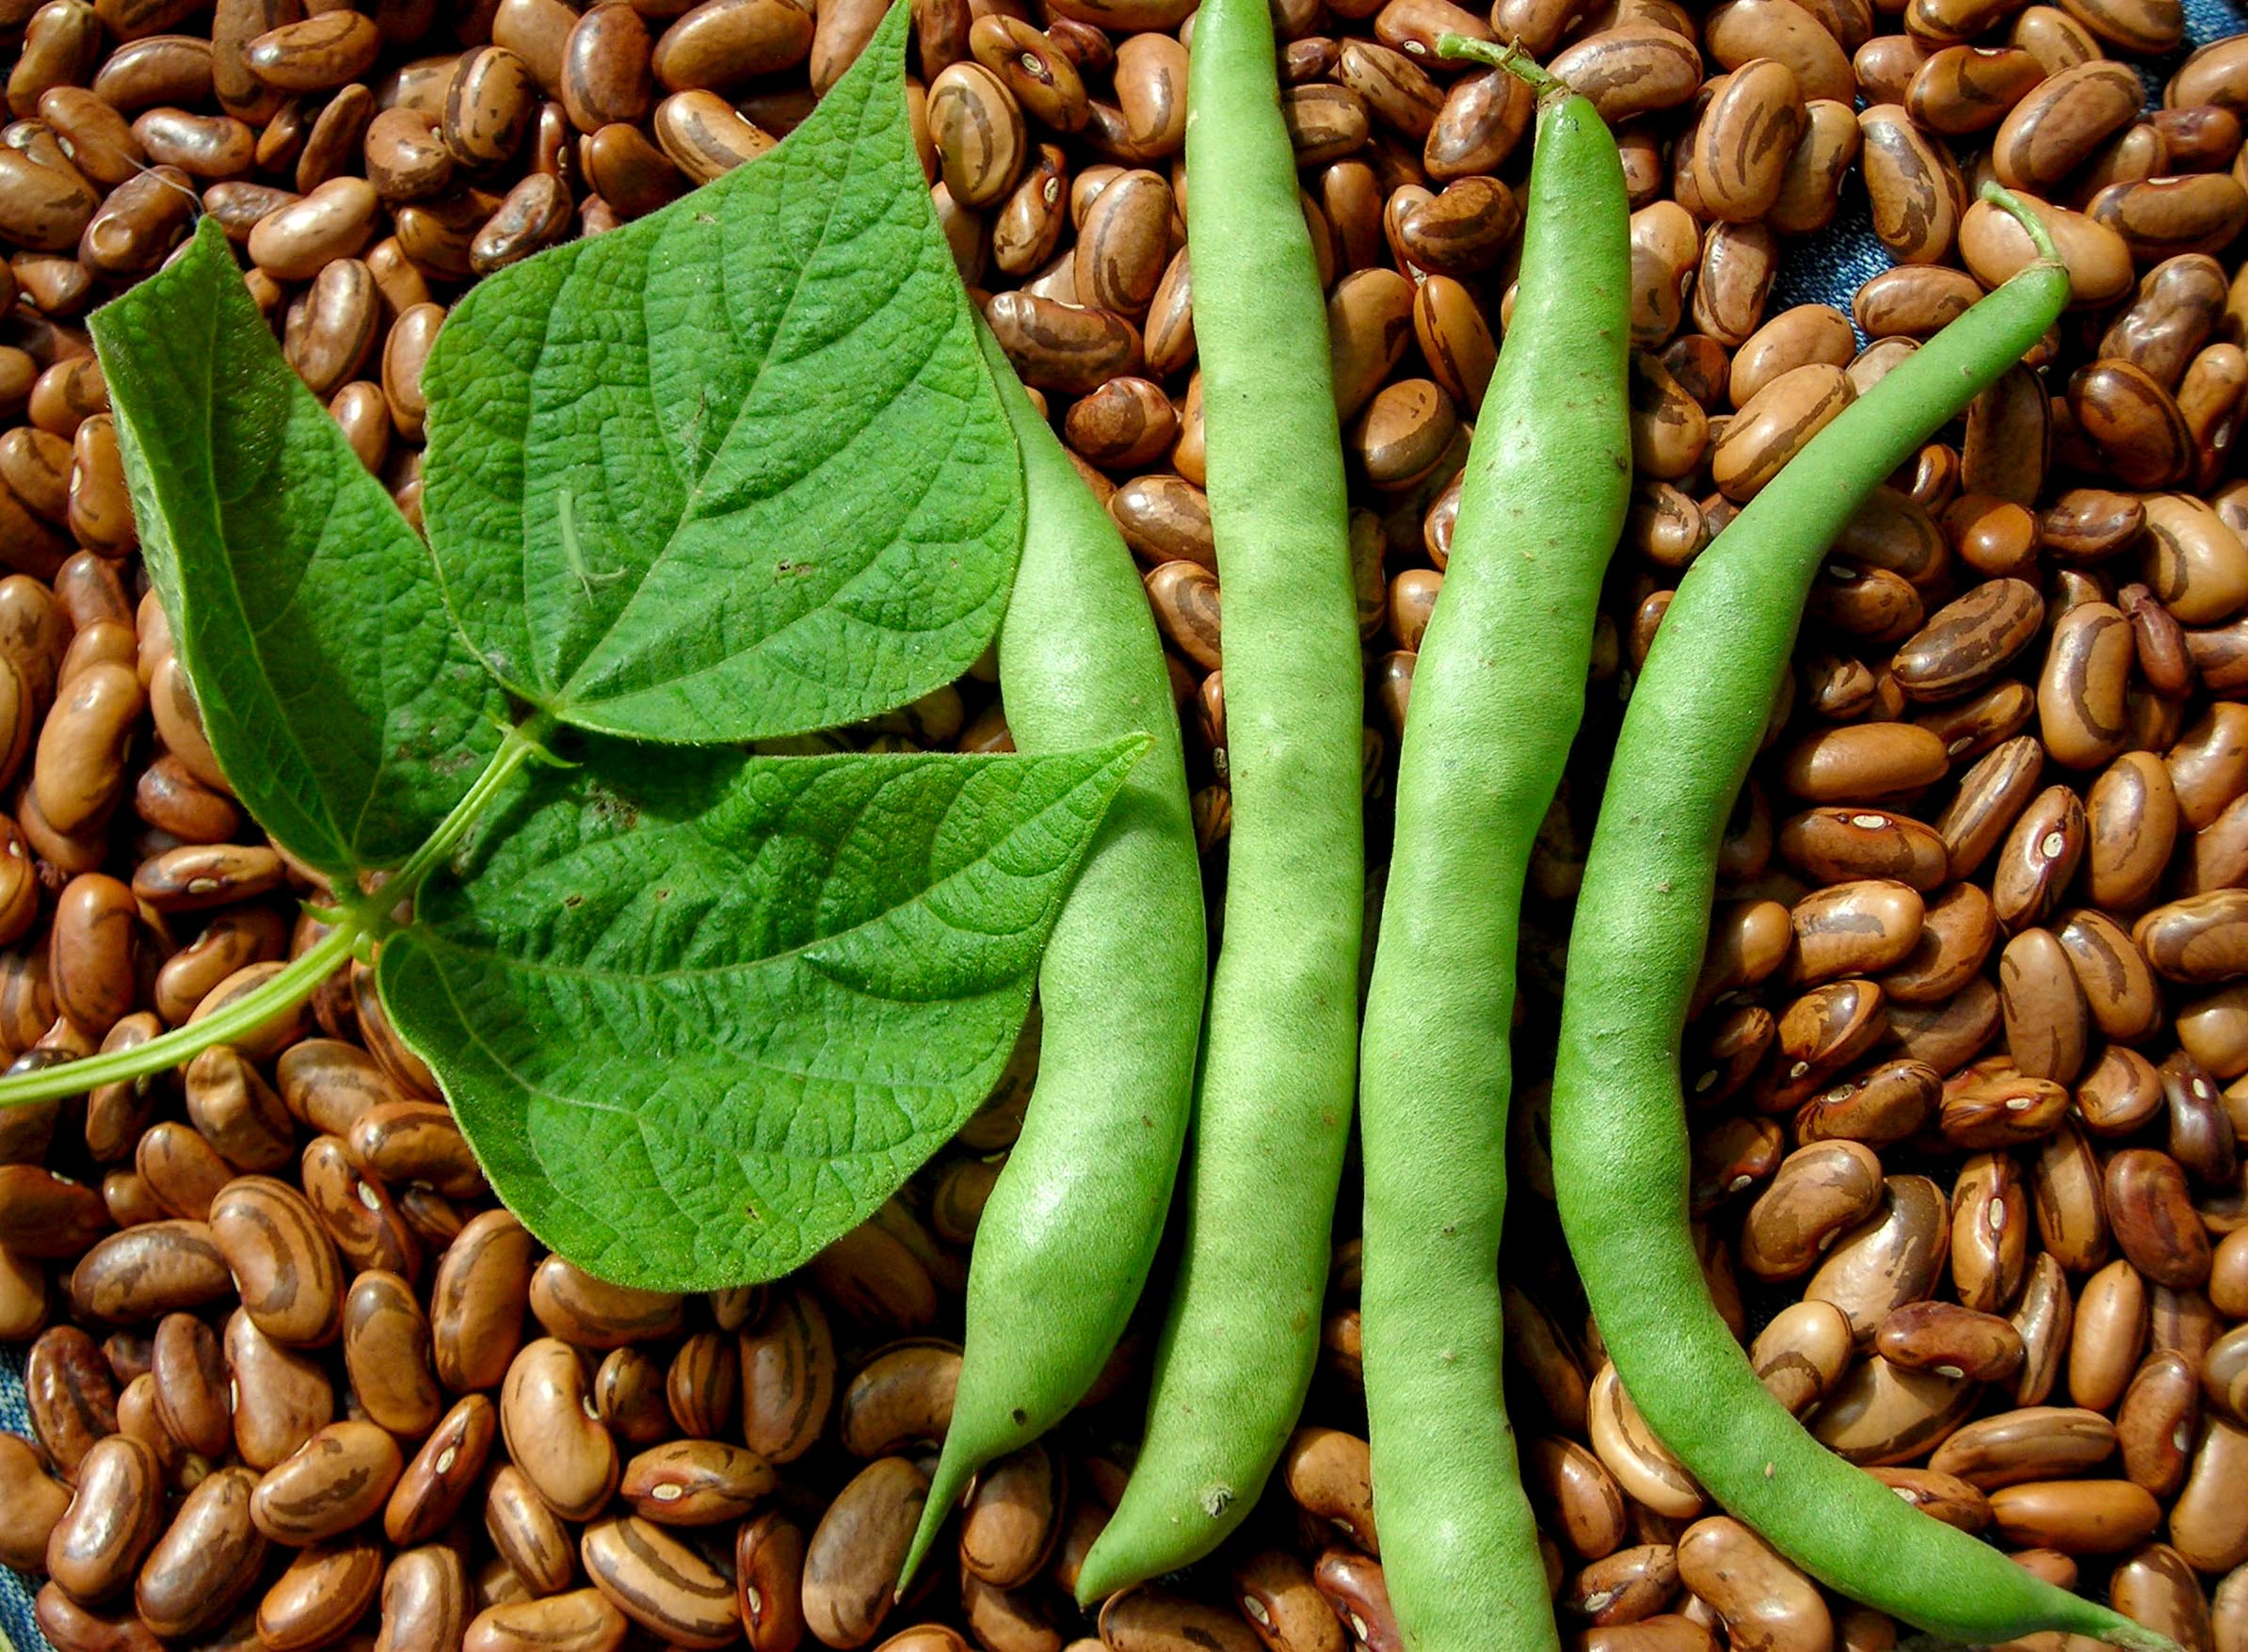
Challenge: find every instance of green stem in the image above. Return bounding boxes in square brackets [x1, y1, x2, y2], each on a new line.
[386, 713, 559, 902]
[1437, 33, 1567, 100]
[1980, 181, 2062, 265]
[0, 921, 361, 1108]
[0, 714, 557, 1111]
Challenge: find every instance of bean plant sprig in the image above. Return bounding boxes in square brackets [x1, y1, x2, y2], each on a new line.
[0, 4, 1153, 1295]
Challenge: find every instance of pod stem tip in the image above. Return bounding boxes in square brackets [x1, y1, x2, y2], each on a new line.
[1434, 32, 1566, 98]
[1979, 181, 2062, 265]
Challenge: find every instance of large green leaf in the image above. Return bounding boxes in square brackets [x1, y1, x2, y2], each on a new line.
[90, 217, 502, 880]
[377, 736, 1148, 1289]
[420, 0, 1023, 746]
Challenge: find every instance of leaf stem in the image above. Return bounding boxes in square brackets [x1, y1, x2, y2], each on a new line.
[0, 713, 557, 1111]
[385, 713, 559, 906]
[0, 921, 361, 1108]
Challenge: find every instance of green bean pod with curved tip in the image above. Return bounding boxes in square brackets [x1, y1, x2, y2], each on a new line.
[1070, 0, 1365, 1600]
[895, 324, 1209, 1595]
[1554, 189, 2174, 1652]
[1358, 38, 1627, 1652]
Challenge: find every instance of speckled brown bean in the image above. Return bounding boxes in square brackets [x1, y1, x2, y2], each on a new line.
[243, 10, 378, 91]
[1964, 194, 2136, 314]
[529, 1255, 682, 1350]
[797, 1456, 927, 1648]
[724, 1508, 804, 1652]
[46, 1432, 163, 1603]
[69, 1219, 231, 1324]
[1544, 24, 1704, 125]
[225, 1307, 333, 1471]
[419, 1211, 530, 1396]
[2105, 1149, 2212, 1289]
[1988, 1480, 2164, 1556]
[1988, 783, 2087, 933]
[179, 1045, 288, 1176]
[132, 1122, 231, 1222]
[984, 291, 1143, 396]
[557, 3, 652, 136]
[1064, 377, 1177, 471]
[653, 0, 814, 94]
[1073, 168, 1168, 314]
[341, 1269, 442, 1435]
[2070, 1259, 2153, 1415]
[613, 1437, 772, 1526]
[2004, 1253, 2069, 1408]
[1103, 1587, 1264, 1652]
[581, 1515, 743, 1648]
[1993, 58, 2142, 190]
[502, 1338, 618, 1520]
[1892, 578, 2043, 702]
[371, 1546, 472, 1652]
[1944, 1157, 2021, 1320]
[2170, 1417, 2248, 1575]
[2052, 908, 2162, 1044]
[384, 1393, 497, 1547]
[738, 1283, 834, 1465]
[1857, 104, 1963, 265]
[1771, 98, 1859, 235]
[481, 1463, 575, 1597]
[133, 842, 285, 912]
[837, 1340, 959, 1458]
[133, 1465, 265, 1638]
[280, 255, 378, 399]
[147, 1312, 227, 1460]
[444, 45, 537, 168]
[2087, 751, 2181, 909]
[1694, 58, 1805, 225]
[1740, 1141, 1886, 1281]
[1804, 1173, 1949, 1343]
[155, 911, 284, 1028]
[1693, 221, 1780, 348]
[256, 1536, 382, 1651]
[1781, 723, 1950, 804]
[1712, 363, 1854, 499]
[0, 1160, 106, 1261]
[2069, 361, 2193, 490]
[243, 175, 376, 281]
[32, 660, 141, 836]
[1877, 1301, 2025, 1382]
[364, 105, 452, 201]
[1676, 1516, 1831, 1652]
[245, 1418, 402, 1547]
[209, 1174, 343, 1349]
[2033, 601, 2133, 769]
[2026, 1121, 2104, 1280]
[1927, 1406, 2116, 1490]
[2114, 1350, 2203, 1500]
[1999, 928, 2089, 1083]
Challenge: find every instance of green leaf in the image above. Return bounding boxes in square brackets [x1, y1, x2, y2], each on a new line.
[420, 0, 1023, 746]
[90, 217, 504, 881]
[376, 735, 1148, 1289]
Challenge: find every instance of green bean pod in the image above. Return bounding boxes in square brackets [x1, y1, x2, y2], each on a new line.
[1358, 42, 1627, 1652]
[1070, 0, 1364, 1601]
[1553, 192, 2173, 1652]
[897, 326, 1210, 1592]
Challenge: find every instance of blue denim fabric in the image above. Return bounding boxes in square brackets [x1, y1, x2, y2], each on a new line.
[1773, 0, 2248, 325]
[1, 4, 2244, 1648]
[4, 1335, 33, 1650]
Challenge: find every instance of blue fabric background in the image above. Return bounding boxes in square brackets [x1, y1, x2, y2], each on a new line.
[2, 4, 2244, 1645]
